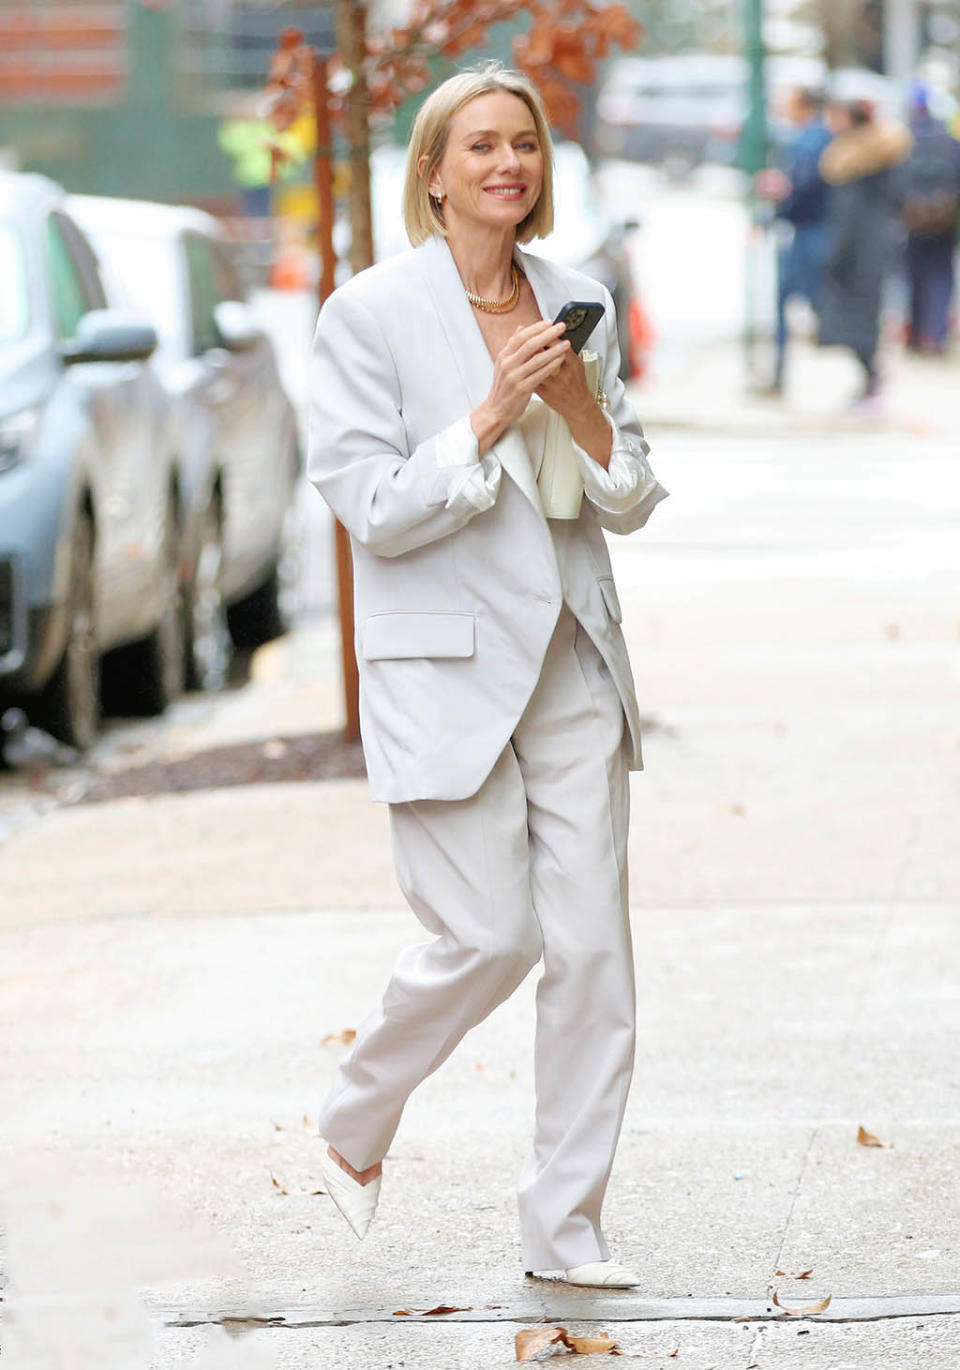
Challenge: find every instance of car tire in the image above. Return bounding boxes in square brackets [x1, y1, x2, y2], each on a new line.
[40, 510, 99, 751]
[226, 485, 303, 649]
[101, 494, 186, 717]
[186, 497, 231, 692]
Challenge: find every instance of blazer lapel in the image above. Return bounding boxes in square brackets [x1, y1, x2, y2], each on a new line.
[415, 236, 544, 517]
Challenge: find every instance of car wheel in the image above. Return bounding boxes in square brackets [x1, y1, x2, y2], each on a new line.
[41, 510, 99, 751]
[101, 494, 186, 717]
[226, 485, 304, 649]
[186, 498, 231, 692]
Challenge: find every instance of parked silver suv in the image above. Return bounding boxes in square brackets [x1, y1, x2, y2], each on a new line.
[0, 172, 177, 750]
[70, 195, 303, 693]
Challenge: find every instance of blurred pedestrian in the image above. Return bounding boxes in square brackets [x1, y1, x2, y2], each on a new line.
[818, 100, 913, 408]
[756, 87, 832, 393]
[900, 81, 960, 355]
[308, 65, 668, 1287]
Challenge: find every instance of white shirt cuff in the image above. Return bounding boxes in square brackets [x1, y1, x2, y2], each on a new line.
[572, 412, 659, 515]
[434, 414, 501, 513]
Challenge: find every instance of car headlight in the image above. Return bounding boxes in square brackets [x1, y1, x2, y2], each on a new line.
[0, 408, 40, 474]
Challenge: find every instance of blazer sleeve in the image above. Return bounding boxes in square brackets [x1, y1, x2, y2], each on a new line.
[307, 287, 501, 558]
[571, 286, 669, 537]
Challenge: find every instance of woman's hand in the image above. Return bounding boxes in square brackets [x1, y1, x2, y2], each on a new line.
[537, 348, 613, 470]
[534, 346, 597, 426]
[470, 320, 569, 454]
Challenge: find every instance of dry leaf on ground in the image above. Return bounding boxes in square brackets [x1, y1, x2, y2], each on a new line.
[322, 1028, 357, 1046]
[857, 1125, 890, 1148]
[269, 1171, 324, 1197]
[515, 1325, 620, 1359]
[772, 1291, 832, 1316]
[775, 1268, 813, 1279]
[516, 1325, 568, 1360]
[393, 1304, 472, 1316]
[566, 1331, 620, 1353]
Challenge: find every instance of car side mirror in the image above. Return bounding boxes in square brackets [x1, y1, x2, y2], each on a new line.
[60, 310, 158, 365]
[213, 300, 264, 353]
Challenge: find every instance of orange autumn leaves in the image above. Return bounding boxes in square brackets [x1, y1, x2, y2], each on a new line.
[264, 1, 643, 153]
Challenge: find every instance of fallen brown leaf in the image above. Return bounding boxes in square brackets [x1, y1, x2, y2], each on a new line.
[269, 1171, 324, 1197]
[857, 1125, 889, 1149]
[322, 1028, 357, 1046]
[393, 1304, 472, 1316]
[797, 1269, 814, 1280]
[776, 1268, 813, 1279]
[772, 1291, 832, 1316]
[515, 1325, 620, 1359]
[515, 1325, 568, 1359]
[566, 1331, 619, 1354]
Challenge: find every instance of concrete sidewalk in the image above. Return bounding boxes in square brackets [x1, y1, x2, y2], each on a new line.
[1, 354, 959, 1368]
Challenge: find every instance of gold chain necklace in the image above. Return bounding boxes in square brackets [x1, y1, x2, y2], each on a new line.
[465, 264, 521, 314]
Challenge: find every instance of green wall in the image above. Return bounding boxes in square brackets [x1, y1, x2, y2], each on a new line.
[0, 3, 234, 204]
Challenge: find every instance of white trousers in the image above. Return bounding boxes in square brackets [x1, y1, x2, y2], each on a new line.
[317, 601, 636, 1270]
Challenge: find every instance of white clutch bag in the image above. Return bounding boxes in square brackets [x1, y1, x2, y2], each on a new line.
[536, 349, 602, 520]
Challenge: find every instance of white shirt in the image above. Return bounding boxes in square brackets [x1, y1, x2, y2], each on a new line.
[434, 400, 659, 520]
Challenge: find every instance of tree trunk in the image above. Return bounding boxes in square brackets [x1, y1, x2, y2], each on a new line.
[312, 49, 360, 743]
[335, 0, 375, 273]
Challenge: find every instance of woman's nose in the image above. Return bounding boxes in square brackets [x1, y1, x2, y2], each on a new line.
[497, 144, 521, 172]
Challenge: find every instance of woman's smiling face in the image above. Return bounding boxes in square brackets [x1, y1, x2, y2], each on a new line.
[427, 90, 544, 233]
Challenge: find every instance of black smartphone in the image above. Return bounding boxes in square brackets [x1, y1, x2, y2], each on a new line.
[553, 300, 605, 355]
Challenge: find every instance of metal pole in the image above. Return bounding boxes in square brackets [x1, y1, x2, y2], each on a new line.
[741, 0, 767, 374]
[883, 0, 919, 106]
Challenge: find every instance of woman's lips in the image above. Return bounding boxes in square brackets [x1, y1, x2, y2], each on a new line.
[484, 185, 526, 198]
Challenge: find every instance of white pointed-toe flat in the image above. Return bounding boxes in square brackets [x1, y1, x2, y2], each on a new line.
[564, 1260, 640, 1287]
[525, 1259, 640, 1288]
[318, 1144, 381, 1240]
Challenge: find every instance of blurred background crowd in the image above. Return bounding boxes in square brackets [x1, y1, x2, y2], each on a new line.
[1, 0, 958, 756]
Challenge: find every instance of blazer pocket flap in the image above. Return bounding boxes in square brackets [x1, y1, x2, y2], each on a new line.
[362, 611, 476, 660]
[597, 576, 623, 623]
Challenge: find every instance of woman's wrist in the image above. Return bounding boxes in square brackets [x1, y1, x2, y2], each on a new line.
[470, 403, 508, 457]
[566, 399, 613, 469]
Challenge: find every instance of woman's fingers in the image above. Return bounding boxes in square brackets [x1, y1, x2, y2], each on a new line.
[502, 320, 566, 366]
[514, 338, 570, 382]
[524, 349, 569, 389]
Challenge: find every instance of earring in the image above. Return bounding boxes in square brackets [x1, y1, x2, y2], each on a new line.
[433, 190, 445, 205]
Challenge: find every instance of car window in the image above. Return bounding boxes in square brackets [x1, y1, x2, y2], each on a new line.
[57, 213, 108, 310]
[210, 241, 243, 303]
[80, 228, 185, 358]
[45, 213, 103, 339]
[184, 232, 223, 355]
[0, 223, 29, 343]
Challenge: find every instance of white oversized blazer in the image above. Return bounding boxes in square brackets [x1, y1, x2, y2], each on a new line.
[308, 234, 668, 803]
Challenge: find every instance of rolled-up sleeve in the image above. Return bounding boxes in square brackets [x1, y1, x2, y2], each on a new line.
[433, 415, 502, 514]
[308, 289, 501, 558]
[575, 287, 669, 536]
[573, 410, 661, 515]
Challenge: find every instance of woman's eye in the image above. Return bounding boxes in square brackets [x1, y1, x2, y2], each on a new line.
[517, 141, 539, 152]
[471, 142, 491, 153]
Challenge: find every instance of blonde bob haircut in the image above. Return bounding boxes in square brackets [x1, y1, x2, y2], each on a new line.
[403, 63, 555, 246]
